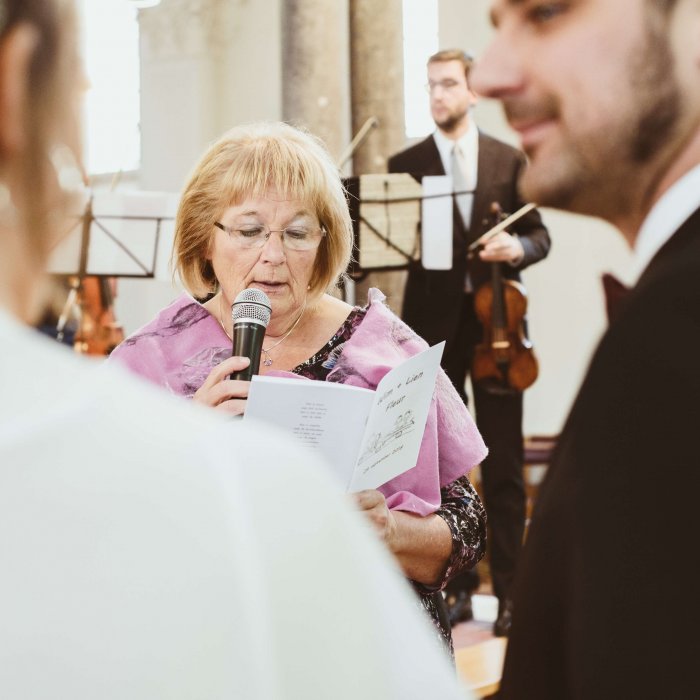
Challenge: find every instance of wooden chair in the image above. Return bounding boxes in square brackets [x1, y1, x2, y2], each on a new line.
[454, 437, 556, 697]
[524, 434, 557, 523]
[455, 637, 507, 698]
[524, 434, 557, 467]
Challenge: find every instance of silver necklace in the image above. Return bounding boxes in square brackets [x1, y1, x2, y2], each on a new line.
[218, 293, 233, 340]
[261, 300, 307, 366]
[218, 294, 306, 367]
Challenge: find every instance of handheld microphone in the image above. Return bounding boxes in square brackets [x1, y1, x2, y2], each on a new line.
[230, 288, 272, 381]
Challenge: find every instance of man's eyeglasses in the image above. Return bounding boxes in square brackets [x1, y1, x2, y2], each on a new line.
[214, 222, 326, 251]
[425, 79, 464, 93]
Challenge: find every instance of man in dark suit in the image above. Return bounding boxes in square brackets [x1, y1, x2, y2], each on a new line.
[472, 0, 700, 697]
[388, 49, 550, 636]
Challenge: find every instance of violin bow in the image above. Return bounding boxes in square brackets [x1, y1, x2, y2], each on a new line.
[467, 202, 537, 254]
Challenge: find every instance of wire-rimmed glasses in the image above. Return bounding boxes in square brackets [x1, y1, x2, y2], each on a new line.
[214, 222, 326, 251]
[424, 79, 464, 94]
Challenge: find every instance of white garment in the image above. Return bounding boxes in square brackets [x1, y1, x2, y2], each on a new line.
[630, 162, 700, 283]
[0, 310, 472, 700]
[433, 120, 479, 229]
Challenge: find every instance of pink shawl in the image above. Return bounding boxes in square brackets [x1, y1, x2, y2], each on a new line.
[110, 288, 487, 516]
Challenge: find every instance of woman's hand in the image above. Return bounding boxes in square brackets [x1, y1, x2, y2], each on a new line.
[352, 489, 453, 586]
[193, 356, 252, 415]
[352, 489, 398, 550]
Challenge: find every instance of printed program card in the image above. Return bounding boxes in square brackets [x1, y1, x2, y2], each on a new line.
[244, 342, 445, 491]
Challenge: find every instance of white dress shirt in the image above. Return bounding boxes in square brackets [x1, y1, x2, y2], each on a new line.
[631, 163, 700, 284]
[433, 118, 479, 229]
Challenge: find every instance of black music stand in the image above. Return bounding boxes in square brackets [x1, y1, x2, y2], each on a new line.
[344, 173, 422, 279]
[46, 191, 178, 344]
[47, 190, 178, 280]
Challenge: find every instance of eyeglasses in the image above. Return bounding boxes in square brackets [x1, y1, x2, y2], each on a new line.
[425, 79, 465, 94]
[214, 222, 326, 251]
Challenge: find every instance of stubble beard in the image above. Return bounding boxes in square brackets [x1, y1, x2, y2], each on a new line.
[516, 13, 681, 220]
[434, 105, 469, 136]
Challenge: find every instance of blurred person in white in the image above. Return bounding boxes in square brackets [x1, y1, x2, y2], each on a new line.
[0, 1, 472, 698]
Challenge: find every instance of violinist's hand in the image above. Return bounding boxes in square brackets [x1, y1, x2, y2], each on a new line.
[193, 356, 252, 415]
[352, 489, 398, 550]
[479, 230, 524, 265]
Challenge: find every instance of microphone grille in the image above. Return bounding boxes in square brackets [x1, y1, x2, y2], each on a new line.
[231, 288, 271, 327]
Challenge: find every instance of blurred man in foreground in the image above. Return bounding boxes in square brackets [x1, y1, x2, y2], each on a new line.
[471, 0, 700, 697]
[0, 1, 471, 697]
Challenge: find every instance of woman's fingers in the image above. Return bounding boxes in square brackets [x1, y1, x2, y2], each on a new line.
[353, 489, 385, 511]
[194, 379, 250, 407]
[214, 398, 248, 416]
[193, 356, 252, 408]
[199, 356, 250, 390]
[352, 490, 392, 541]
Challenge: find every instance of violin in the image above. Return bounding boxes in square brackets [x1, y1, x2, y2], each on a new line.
[73, 276, 125, 356]
[472, 202, 539, 394]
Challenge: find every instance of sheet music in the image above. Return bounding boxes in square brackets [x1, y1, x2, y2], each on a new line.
[349, 342, 444, 492]
[358, 173, 422, 269]
[47, 191, 178, 279]
[244, 378, 375, 489]
[421, 176, 453, 270]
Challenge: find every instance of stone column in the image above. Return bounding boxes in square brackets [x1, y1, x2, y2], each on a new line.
[138, 0, 229, 191]
[281, 0, 350, 162]
[349, 0, 407, 312]
[121, 0, 231, 334]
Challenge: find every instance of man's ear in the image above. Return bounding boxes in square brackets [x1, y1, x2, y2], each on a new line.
[0, 24, 39, 157]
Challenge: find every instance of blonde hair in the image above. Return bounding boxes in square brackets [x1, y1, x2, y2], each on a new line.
[428, 49, 474, 86]
[0, 0, 81, 322]
[1, 0, 81, 266]
[173, 122, 354, 300]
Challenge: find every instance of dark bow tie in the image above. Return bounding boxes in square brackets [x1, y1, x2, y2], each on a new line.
[601, 273, 630, 323]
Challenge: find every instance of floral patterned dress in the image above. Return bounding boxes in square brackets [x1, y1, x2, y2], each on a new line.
[110, 293, 487, 653]
[294, 307, 487, 654]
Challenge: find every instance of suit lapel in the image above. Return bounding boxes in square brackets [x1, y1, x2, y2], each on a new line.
[632, 206, 700, 299]
[417, 135, 471, 243]
[601, 205, 700, 333]
[417, 135, 447, 176]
